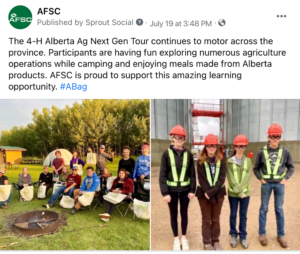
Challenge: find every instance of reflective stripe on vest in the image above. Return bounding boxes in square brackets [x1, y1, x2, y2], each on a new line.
[229, 159, 249, 192]
[204, 161, 221, 187]
[166, 149, 190, 187]
[262, 146, 285, 179]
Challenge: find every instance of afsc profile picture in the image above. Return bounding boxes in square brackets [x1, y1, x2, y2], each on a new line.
[8, 5, 32, 29]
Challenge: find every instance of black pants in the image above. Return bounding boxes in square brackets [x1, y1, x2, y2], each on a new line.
[105, 201, 117, 215]
[168, 191, 190, 237]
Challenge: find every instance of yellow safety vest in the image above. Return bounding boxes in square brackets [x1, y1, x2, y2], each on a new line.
[228, 159, 250, 192]
[198, 161, 224, 188]
[166, 149, 190, 187]
[261, 146, 285, 179]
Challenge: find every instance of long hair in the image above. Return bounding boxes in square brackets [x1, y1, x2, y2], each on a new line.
[117, 168, 128, 180]
[198, 145, 223, 165]
[103, 167, 111, 178]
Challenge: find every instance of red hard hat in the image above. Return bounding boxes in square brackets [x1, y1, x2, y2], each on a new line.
[204, 134, 219, 145]
[234, 135, 248, 145]
[169, 125, 187, 137]
[267, 123, 283, 135]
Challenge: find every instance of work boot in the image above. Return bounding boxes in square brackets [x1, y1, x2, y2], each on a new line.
[213, 242, 221, 250]
[259, 235, 268, 246]
[204, 244, 214, 250]
[230, 234, 237, 247]
[277, 236, 288, 248]
[240, 239, 248, 249]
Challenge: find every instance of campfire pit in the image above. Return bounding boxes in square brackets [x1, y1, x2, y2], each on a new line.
[14, 210, 59, 236]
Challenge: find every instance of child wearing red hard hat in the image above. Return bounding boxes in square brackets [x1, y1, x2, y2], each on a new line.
[226, 134, 252, 249]
[253, 123, 294, 248]
[196, 134, 226, 250]
[159, 125, 196, 250]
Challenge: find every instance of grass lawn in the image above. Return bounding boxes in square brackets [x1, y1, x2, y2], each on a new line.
[0, 156, 150, 250]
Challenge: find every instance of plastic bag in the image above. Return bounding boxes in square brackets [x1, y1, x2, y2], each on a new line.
[78, 191, 95, 206]
[103, 192, 126, 204]
[20, 186, 34, 201]
[38, 184, 47, 199]
[53, 174, 59, 182]
[53, 182, 64, 195]
[60, 195, 75, 208]
[133, 199, 150, 219]
[87, 153, 96, 165]
[0, 185, 12, 201]
[106, 177, 115, 190]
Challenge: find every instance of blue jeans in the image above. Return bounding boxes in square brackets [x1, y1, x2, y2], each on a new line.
[48, 186, 75, 206]
[0, 187, 13, 207]
[229, 196, 250, 239]
[259, 182, 285, 237]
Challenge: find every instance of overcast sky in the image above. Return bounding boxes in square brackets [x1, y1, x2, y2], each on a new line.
[195, 99, 220, 136]
[0, 100, 82, 132]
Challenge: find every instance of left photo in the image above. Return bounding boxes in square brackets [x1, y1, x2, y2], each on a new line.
[0, 99, 150, 250]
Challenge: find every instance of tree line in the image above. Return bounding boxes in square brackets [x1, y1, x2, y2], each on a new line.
[0, 99, 150, 157]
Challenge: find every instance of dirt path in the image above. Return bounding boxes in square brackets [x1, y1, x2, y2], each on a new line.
[151, 164, 300, 250]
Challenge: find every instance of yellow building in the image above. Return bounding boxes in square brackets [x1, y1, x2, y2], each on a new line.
[0, 146, 27, 165]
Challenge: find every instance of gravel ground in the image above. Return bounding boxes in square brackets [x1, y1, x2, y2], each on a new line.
[151, 163, 300, 250]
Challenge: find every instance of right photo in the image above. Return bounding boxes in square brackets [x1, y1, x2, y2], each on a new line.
[151, 99, 300, 250]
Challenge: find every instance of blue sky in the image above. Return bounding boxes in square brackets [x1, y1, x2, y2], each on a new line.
[0, 100, 82, 132]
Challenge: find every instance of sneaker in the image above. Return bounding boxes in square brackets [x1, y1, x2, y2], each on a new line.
[213, 242, 221, 250]
[181, 238, 189, 250]
[100, 217, 109, 222]
[99, 213, 110, 219]
[277, 236, 288, 248]
[230, 234, 237, 247]
[173, 240, 181, 251]
[70, 207, 77, 215]
[204, 244, 214, 250]
[259, 235, 268, 246]
[42, 204, 50, 209]
[240, 239, 248, 249]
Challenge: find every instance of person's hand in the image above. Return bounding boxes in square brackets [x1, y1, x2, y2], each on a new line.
[134, 178, 137, 182]
[204, 193, 210, 199]
[163, 195, 171, 203]
[43, 182, 45, 185]
[79, 191, 83, 195]
[140, 175, 145, 180]
[280, 178, 286, 185]
[111, 151, 115, 157]
[241, 194, 247, 199]
[64, 188, 69, 193]
[188, 193, 195, 200]
[261, 179, 267, 184]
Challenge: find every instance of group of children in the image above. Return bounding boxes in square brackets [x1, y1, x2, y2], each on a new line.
[0, 144, 151, 222]
[159, 124, 294, 250]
